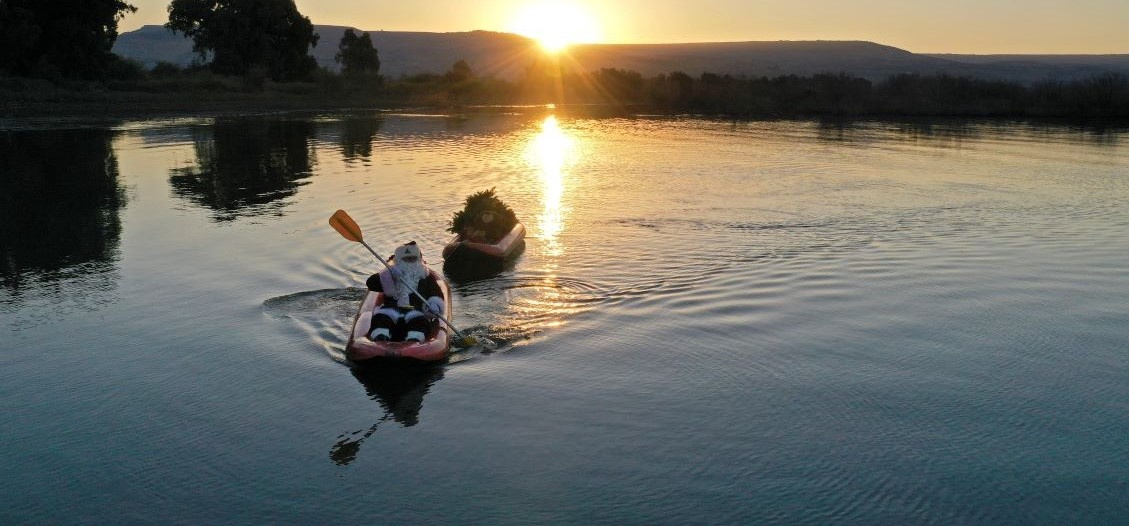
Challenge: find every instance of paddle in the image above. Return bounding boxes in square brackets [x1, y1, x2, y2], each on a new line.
[329, 209, 477, 347]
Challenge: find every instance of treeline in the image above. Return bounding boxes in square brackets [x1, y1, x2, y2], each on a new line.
[71, 63, 1126, 119]
[3, 1, 1128, 119]
[379, 66, 1129, 118]
[8, 59, 1128, 120]
[550, 68, 1124, 117]
[555, 69, 1129, 118]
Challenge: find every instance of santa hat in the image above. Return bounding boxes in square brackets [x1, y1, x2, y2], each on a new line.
[394, 241, 422, 262]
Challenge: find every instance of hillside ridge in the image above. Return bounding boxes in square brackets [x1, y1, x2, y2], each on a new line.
[112, 25, 1129, 83]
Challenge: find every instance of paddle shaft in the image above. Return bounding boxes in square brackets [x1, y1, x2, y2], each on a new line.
[357, 239, 470, 343]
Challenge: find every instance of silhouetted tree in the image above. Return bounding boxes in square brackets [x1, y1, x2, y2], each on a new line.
[875, 74, 1025, 115]
[647, 71, 694, 108]
[149, 61, 183, 78]
[0, 0, 137, 79]
[445, 59, 473, 83]
[335, 28, 379, 76]
[166, 0, 319, 81]
[1075, 73, 1129, 116]
[594, 68, 643, 101]
[522, 55, 563, 102]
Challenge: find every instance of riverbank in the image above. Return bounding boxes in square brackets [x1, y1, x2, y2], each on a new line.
[4, 70, 1129, 129]
[2, 90, 373, 124]
[1, 71, 518, 125]
[1, 76, 398, 126]
[0, 86, 636, 130]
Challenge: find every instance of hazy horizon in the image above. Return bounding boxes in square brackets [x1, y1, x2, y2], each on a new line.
[119, 0, 1129, 55]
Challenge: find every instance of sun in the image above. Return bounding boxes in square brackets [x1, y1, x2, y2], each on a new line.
[507, 2, 602, 53]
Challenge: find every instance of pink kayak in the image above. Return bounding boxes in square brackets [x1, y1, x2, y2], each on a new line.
[345, 271, 452, 362]
[442, 222, 526, 261]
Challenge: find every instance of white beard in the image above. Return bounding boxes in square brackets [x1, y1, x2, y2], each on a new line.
[393, 260, 427, 306]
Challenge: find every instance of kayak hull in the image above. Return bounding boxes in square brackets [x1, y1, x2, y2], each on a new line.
[442, 222, 526, 261]
[345, 272, 452, 363]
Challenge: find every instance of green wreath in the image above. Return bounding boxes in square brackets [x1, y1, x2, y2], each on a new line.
[448, 188, 519, 243]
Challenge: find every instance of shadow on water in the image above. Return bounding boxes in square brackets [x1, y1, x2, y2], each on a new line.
[0, 129, 124, 302]
[330, 364, 445, 466]
[814, 117, 983, 147]
[1026, 120, 1129, 146]
[441, 240, 526, 284]
[169, 118, 316, 222]
[814, 117, 1128, 147]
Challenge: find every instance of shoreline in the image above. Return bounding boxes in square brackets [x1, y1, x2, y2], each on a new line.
[0, 91, 391, 126]
[4, 89, 1129, 131]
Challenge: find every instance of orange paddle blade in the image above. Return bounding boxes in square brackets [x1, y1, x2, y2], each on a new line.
[329, 210, 363, 242]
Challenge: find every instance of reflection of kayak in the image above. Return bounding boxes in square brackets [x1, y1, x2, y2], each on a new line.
[345, 272, 452, 362]
[350, 365, 445, 426]
[442, 222, 526, 262]
[330, 365, 445, 465]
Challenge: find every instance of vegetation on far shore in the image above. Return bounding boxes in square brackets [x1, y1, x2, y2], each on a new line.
[5, 65, 1128, 121]
[2, 0, 1128, 120]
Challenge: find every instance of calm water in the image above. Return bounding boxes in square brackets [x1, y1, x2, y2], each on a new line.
[2, 112, 1128, 524]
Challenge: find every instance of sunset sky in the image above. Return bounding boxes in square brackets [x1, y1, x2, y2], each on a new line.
[122, 0, 1129, 54]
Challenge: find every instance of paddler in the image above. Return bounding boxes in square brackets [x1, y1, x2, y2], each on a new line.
[365, 241, 445, 342]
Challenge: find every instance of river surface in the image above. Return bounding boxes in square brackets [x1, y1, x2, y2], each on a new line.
[3, 111, 1128, 524]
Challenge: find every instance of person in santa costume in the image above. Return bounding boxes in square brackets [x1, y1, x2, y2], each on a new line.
[364, 241, 445, 342]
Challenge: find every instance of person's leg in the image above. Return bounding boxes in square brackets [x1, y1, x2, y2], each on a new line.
[403, 310, 429, 342]
[369, 307, 402, 341]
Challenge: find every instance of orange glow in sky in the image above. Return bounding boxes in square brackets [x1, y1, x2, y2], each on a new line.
[506, 2, 603, 52]
[120, 0, 1129, 54]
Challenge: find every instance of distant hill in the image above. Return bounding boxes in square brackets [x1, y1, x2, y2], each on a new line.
[112, 25, 199, 68]
[112, 25, 543, 79]
[565, 41, 962, 81]
[113, 25, 1129, 84]
[316, 26, 542, 79]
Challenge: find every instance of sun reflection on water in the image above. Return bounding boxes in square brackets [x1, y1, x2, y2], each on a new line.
[528, 115, 572, 258]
